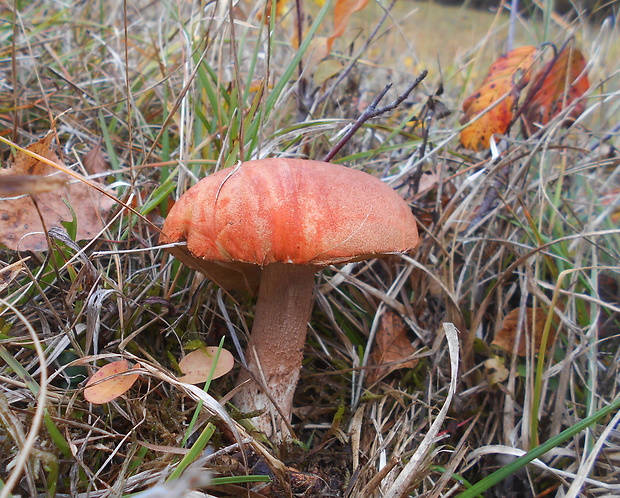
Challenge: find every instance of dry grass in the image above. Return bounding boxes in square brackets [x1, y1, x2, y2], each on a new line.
[0, 0, 619, 496]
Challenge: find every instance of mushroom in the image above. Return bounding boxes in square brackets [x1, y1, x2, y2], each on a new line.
[161, 158, 419, 439]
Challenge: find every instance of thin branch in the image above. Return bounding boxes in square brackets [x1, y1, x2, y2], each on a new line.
[323, 70, 428, 162]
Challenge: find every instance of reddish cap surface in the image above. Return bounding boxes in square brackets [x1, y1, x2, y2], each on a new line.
[161, 158, 418, 268]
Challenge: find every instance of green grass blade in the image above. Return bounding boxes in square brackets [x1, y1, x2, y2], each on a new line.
[261, 0, 333, 119]
[459, 396, 620, 497]
[167, 423, 216, 482]
[44, 412, 72, 459]
[209, 475, 272, 485]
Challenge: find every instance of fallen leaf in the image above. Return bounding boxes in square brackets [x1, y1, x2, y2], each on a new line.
[460, 45, 537, 151]
[492, 306, 560, 356]
[522, 45, 589, 133]
[326, 0, 370, 53]
[301, 36, 330, 81]
[484, 356, 509, 386]
[0, 134, 115, 251]
[82, 143, 108, 176]
[313, 59, 344, 86]
[416, 170, 440, 194]
[84, 360, 140, 404]
[368, 311, 417, 384]
[177, 347, 235, 384]
[598, 273, 620, 338]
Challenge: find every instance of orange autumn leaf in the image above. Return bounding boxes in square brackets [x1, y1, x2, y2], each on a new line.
[84, 360, 140, 404]
[460, 46, 537, 151]
[368, 311, 418, 384]
[492, 306, 561, 356]
[326, 0, 370, 53]
[523, 45, 589, 132]
[256, 0, 288, 23]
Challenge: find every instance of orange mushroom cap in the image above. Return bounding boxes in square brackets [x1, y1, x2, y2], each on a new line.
[161, 158, 418, 271]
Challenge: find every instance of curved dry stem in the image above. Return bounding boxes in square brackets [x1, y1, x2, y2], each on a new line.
[0, 299, 48, 498]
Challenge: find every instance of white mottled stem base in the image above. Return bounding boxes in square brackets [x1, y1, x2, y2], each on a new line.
[233, 263, 317, 440]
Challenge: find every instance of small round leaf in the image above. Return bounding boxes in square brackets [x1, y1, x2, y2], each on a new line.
[84, 360, 140, 404]
[178, 347, 234, 384]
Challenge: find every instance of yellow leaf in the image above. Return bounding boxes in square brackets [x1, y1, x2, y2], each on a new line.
[313, 59, 344, 86]
[484, 357, 509, 385]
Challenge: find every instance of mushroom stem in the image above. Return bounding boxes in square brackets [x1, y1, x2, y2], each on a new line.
[234, 262, 317, 439]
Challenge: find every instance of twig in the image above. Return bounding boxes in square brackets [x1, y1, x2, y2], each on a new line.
[462, 164, 510, 234]
[323, 71, 428, 162]
[590, 122, 620, 151]
[410, 87, 451, 194]
[295, 0, 305, 84]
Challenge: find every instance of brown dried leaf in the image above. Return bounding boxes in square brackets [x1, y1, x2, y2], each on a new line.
[177, 347, 235, 384]
[82, 143, 108, 176]
[84, 360, 140, 404]
[417, 170, 440, 194]
[368, 311, 417, 384]
[599, 273, 619, 305]
[492, 306, 560, 356]
[0, 134, 115, 251]
[598, 273, 620, 338]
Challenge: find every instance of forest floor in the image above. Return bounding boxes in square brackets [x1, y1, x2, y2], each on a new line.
[0, 0, 619, 497]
